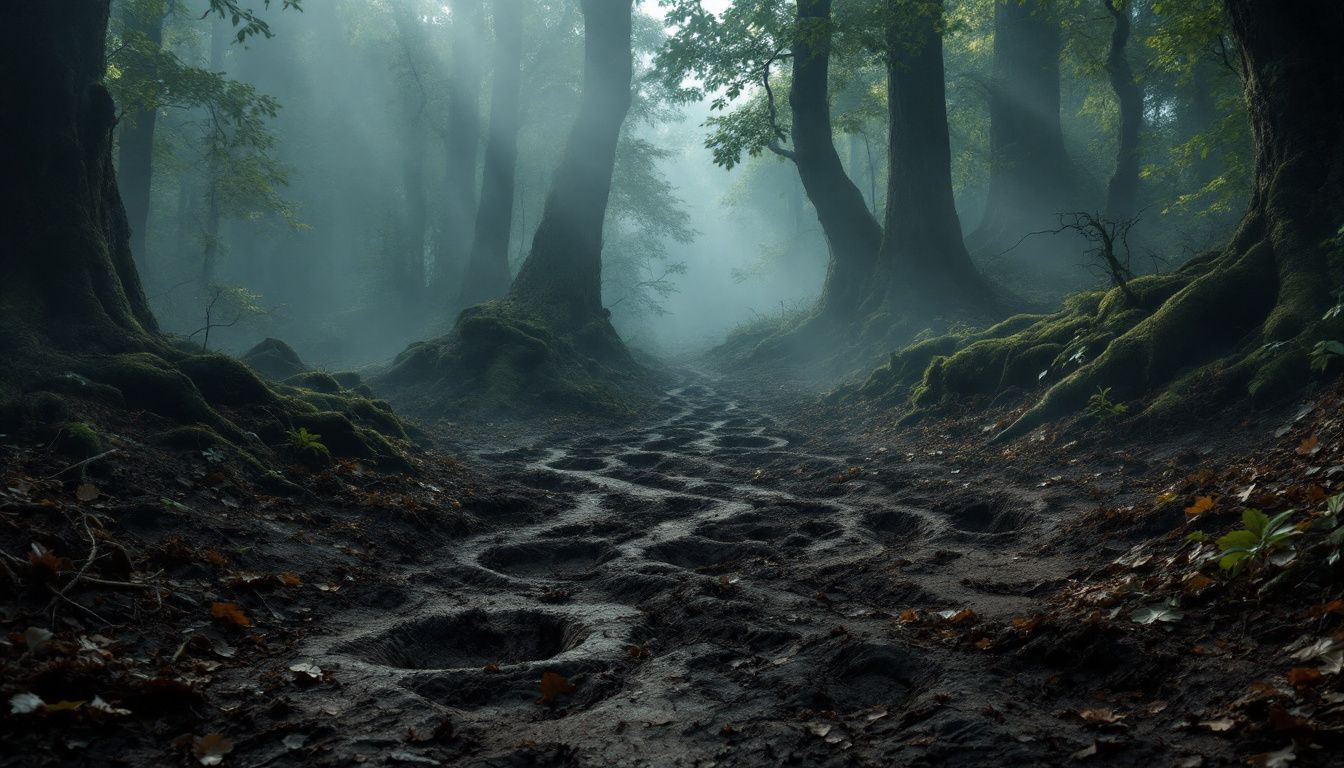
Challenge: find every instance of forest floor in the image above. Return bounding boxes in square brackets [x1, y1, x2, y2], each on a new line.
[3, 366, 1343, 766]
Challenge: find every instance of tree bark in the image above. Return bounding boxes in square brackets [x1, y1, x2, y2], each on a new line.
[460, 0, 524, 308]
[974, 0, 1076, 246]
[1103, 0, 1142, 221]
[508, 0, 633, 329]
[201, 17, 229, 291]
[789, 0, 883, 322]
[879, 0, 991, 305]
[116, 0, 166, 274]
[432, 0, 485, 293]
[0, 0, 158, 362]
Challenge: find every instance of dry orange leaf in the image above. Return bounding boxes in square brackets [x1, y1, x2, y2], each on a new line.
[203, 550, 229, 568]
[209, 602, 252, 628]
[1287, 667, 1322, 687]
[898, 608, 920, 624]
[946, 608, 976, 624]
[278, 573, 301, 587]
[1297, 435, 1320, 455]
[1183, 573, 1216, 593]
[538, 671, 575, 705]
[1185, 496, 1215, 517]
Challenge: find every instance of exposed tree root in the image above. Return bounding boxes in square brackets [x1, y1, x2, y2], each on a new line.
[1, 341, 416, 476]
[849, 208, 1344, 441]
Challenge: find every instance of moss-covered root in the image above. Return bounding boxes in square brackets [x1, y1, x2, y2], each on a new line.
[994, 234, 1338, 442]
[374, 300, 646, 419]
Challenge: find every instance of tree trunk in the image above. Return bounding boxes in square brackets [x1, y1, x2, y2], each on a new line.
[508, 0, 633, 329]
[789, 0, 883, 322]
[0, 0, 158, 362]
[1103, 0, 1142, 221]
[116, 0, 166, 274]
[201, 16, 229, 291]
[432, 0, 485, 294]
[974, 0, 1076, 247]
[878, 0, 991, 306]
[460, 0, 524, 308]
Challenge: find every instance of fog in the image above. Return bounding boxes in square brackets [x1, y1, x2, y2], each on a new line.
[113, 0, 1246, 373]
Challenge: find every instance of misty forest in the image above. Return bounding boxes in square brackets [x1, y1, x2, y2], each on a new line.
[4, 0, 1344, 765]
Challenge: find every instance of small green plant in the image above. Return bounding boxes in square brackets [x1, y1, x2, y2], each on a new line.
[1310, 340, 1344, 373]
[286, 427, 327, 456]
[1085, 387, 1129, 421]
[1216, 508, 1301, 573]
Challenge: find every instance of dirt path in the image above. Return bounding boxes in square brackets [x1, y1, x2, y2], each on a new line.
[284, 377, 1165, 766]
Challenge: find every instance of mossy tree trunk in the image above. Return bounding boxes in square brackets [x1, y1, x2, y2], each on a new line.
[1, 0, 159, 366]
[972, 0, 1076, 250]
[787, 0, 883, 324]
[432, 0, 485, 295]
[117, 0, 166, 274]
[460, 0, 524, 308]
[507, 0, 633, 331]
[876, 0, 993, 309]
[997, 0, 1344, 439]
[1102, 0, 1142, 222]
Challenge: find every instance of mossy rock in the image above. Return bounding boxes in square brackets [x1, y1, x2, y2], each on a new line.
[241, 338, 308, 381]
[54, 422, 101, 459]
[179, 354, 275, 407]
[285, 371, 343, 394]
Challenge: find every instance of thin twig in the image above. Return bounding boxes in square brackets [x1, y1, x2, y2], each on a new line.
[46, 449, 120, 480]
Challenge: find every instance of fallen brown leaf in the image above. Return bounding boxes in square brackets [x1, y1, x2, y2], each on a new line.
[538, 671, 575, 705]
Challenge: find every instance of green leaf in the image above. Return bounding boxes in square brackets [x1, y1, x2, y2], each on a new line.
[1218, 550, 1251, 571]
[1216, 530, 1257, 552]
[1242, 508, 1269, 538]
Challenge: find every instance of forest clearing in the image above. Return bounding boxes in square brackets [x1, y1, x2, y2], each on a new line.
[2, 1, 1343, 766]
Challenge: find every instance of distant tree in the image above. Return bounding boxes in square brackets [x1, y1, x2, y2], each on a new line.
[509, 0, 635, 330]
[460, 0, 525, 307]
[432, 0, 486, 294]
[971, 0, 1079, 254]
[1101, 0, 1142, 220]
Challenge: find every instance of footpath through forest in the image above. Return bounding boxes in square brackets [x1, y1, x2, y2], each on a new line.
[3, 372, 1343, 766]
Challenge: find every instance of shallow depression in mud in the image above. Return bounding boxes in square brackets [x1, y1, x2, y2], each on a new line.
[478, 539, 617, 578]
[341, 609, 590, 670]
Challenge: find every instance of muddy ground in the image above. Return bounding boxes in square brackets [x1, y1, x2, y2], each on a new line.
[3, 370, 1343, 766]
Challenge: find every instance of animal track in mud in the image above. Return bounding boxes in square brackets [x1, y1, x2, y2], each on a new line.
[645, 536, 777, 572]
[547, 456, 608, 472]
[479, 539, 618, 578]
[618, 451, 667, 468]
[939, 495, 1032, 534]
[342, 609, 588, 670]
[694, 513, 787, 542]
[715, 434, 777, 449]
[862, 508, 930, 541]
